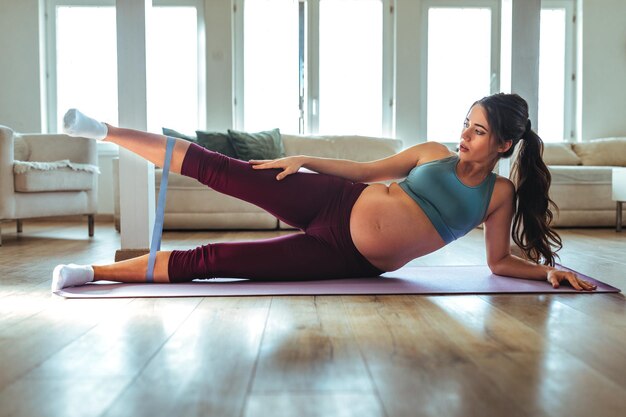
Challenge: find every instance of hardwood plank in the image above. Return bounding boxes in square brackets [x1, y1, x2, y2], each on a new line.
[100, 297, 270, 417]
[469, 350, 626, 417]
[342, 295, 530, 417]
[243, 393, 384, 417]
[479, 294, 626, 390]
[0, 377, 132, 417]
[385, 294, 626, 417]
[252, 296, 373, 392]
[0, 297, 130, 391]
[25, 297, 202, 378]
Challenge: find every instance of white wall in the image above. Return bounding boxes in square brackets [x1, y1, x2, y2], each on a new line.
[0, 0, 43, 132]
[395, 0, 424, 145]
[579, 0, 626, 140]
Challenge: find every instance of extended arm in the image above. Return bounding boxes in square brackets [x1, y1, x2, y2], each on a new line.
[249, 142, 449, 182]
[483, 178, 596, 291]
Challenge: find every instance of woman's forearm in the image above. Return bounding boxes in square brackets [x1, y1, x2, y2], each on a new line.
[300, 156, 369, 182]
[490, 254, 555, 280]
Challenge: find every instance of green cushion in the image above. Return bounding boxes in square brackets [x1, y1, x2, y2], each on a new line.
[162, 127, 197, 142]
[227, 128, 285, 161]
[195, 130, 239, 158]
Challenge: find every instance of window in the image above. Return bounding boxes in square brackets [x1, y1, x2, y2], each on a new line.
[422, 1, 500, 143]
[242, 0, 300, 133]
[538, 1, 575, 142]
[146, 6, 199, 133]
[318, 0, 383, 135]
[236, 0, 392, 136]
[52, 5, 119, 130]
[47, 0, 203, 134]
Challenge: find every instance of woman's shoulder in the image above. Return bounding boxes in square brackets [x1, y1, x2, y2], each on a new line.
[491, 176, 515, 205]
[423, 141, 455, 155]
[414, 142, 456, 164]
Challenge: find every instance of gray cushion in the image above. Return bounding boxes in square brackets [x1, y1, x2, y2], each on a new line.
[227, 128, 285, 160]
[162, 127, 197, 142]
[195, 131, 238, 158]
[162, 127, 239, 158]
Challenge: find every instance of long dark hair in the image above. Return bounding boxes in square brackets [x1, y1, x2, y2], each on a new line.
[476, 93, 562, 266]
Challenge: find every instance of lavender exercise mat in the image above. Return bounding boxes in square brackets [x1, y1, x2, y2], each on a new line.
[54, 265, 620, 298]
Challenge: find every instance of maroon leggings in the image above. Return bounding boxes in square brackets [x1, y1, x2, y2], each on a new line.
[167, 143, 384, 282]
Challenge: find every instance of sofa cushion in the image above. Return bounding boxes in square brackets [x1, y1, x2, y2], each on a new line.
[282, 134, 403, 161]
[542, 143, 581, 166]
[195, 131, 239, 158]
[227, 128, 285, 160]
[572, 138, 626, 166]
[550, 166, 612, 185]
[13, 160, 98, 192]
[14, 168, 95, 192]
[163, 127, 239, 158]
[162, 127, 197, 142]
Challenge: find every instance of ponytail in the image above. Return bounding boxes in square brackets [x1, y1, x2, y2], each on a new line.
[509, 121, 562, 266]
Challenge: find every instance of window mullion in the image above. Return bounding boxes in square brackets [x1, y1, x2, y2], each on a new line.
[382, 0, 395, 137]
[233, 0, 244, 130]
[490, 0, 501, 95]
[306, 0, 320, 135]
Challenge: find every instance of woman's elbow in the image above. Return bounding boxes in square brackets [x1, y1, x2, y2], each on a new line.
[487, 257, 507, 275]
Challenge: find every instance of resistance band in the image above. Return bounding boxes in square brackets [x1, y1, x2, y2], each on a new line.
[146, 136, 175, 283]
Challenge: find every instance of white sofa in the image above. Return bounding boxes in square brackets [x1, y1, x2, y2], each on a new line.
[0, 125, 99, 245]
[114, 134, 403, 230]
[112, 133, 626, 231]
[542, 138, 626, 227]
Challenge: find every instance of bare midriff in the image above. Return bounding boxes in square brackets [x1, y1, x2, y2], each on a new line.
[349, 182, 447, 272]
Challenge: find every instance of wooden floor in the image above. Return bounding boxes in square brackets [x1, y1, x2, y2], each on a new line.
[0, 219, 625, 417]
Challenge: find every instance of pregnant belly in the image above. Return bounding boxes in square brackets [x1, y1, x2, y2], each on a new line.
[349, 183, 446, 271]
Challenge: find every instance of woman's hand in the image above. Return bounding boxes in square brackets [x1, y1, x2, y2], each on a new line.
[547, 269, 597, 291]
[249, 156, 306, 180]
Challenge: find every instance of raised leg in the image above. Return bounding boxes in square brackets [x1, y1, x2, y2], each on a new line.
[103, 125, 190, 174]
[181, 144, 349, 230]
[63, 108, 190, 173]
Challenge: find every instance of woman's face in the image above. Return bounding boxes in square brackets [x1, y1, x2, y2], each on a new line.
[459, 105, 510, 161]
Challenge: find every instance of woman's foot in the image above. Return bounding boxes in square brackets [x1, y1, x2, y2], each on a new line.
[51, 264, 95, 291]
[62, 109, 108, 140]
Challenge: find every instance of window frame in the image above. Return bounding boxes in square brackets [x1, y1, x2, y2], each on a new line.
[419, 0, 502, 143]
[45, 0, 205, 133]
[233, 0, 395, 136]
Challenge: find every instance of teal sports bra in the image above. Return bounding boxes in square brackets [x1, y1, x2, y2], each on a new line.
[398, 155, 496, 244]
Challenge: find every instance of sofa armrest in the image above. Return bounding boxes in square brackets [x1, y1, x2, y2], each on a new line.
[0, 126, 16, 217]
[22, 134, 98, 165]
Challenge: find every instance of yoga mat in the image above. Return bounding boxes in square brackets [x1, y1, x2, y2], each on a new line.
[54, 265, 620, 299]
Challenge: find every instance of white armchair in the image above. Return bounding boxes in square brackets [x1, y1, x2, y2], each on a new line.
[0, 125, 99, 246]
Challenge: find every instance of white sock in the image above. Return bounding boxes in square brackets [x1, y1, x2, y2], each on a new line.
[62, 109, 108, 140]
[51, 264, 94, 291]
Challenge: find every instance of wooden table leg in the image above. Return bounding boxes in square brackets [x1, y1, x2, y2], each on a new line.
[617, 201, 623, 232]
